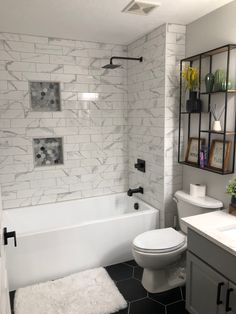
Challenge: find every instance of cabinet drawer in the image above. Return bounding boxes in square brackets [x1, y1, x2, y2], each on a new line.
[188, 229, 236, 284]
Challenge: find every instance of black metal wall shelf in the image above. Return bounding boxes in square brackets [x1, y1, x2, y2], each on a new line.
[201, 90, 236, 95]
[178, 44, 236, 175]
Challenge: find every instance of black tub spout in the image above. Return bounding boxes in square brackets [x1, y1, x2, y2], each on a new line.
[127, 187, 144, 197]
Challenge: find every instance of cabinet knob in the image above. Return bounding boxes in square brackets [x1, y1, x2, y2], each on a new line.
[216, 282, 224, 305]
[226, 288, 234, 312]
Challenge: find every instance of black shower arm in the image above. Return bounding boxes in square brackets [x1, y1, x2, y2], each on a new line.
[110, 56, 143, 64]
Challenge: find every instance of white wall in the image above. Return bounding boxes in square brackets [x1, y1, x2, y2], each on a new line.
[184, 1, 236, 206]
[186, 1, 236, 56]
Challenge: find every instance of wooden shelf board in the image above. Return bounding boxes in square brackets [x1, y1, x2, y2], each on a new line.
[203, 166, 232, 175]
[200, 130, 235, 135]
[179, 161, 199, 169]
[179, 161, 233, 175]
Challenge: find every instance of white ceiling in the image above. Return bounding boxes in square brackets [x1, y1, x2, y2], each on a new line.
[0, 0, 233, 45]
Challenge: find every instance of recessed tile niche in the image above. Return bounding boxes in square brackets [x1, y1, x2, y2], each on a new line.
[33, 138, 63, 167]
[29, 81, 61, 111]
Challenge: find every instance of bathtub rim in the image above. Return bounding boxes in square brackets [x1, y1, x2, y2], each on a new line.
[3, 193, 159, 238]
[3, 192, 153, 212]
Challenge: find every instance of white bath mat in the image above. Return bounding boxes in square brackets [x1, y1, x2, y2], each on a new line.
[14, 267, 127, 314]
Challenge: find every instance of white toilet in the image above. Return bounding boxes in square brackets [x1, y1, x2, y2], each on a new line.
[132, 190, 223, 293]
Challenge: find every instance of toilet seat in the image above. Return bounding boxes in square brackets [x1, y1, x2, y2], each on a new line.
[133, 228, 186, 254]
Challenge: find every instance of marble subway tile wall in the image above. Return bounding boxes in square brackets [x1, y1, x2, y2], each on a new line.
[164, 24, 186, 227]
[0, 33, 128, 209]
[128, 24, 185, 227]
[128, 25, 166, 226]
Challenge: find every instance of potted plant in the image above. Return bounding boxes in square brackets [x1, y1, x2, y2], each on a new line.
[226, 179, 236, 207]
[182, 65, 202, 113]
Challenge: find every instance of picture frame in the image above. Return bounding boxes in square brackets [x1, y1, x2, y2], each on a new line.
[185, 137, 205, 164]
[208, 140, 231, 171]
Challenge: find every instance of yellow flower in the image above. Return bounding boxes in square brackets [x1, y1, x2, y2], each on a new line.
[182, 65, 199, 91]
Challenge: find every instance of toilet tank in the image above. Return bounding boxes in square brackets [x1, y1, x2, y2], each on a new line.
[174, 190, 223, 234]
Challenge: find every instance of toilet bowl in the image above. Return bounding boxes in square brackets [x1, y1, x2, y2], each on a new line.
[132, 190, 223, 293]
[132, 228, 187, 293]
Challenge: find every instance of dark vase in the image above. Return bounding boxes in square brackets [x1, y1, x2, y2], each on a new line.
[231, 195, 236, 208]
[205, 73, 214, 93]
[186, 91, 202, 113]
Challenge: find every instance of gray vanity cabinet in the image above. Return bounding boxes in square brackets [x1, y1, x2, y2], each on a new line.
[186, 229, 236, 314]
[187, 252, 226, 314]
[228, 283, 236, 314]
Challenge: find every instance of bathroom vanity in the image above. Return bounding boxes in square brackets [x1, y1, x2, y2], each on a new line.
[182, 211, 236, 314]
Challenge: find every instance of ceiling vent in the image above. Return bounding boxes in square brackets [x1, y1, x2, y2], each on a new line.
[122, 0, 161, 15]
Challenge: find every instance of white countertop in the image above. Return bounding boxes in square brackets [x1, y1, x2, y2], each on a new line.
[182, 210, 236, 257]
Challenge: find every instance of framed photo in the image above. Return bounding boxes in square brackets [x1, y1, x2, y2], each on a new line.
[185, 137, 205, 164]
[209, 140, 231, 171]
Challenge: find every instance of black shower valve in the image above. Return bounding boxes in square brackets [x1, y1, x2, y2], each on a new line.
[134, 159, 145, 172]
[3, 227, 17, 247]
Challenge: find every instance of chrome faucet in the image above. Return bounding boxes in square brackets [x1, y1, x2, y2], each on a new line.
[127, 187, 144, 197]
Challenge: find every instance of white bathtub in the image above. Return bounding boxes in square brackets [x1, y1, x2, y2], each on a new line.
[3, 193, 159, 291]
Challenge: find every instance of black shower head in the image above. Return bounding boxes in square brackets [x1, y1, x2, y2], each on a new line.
[102, 56, 143, 69]
[102, 63, 121, 69]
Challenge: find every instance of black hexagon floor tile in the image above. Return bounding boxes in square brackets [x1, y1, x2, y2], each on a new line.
[181, 286, 186, 300]
[129, 298, 165, 314]
[149, 287, 182, 305]
[105, 263, 133, 282]
[133, 266, 143, 281]
[114, 304, 130, 314]
[167, 300, 189, 314]
[124, 260, 138, 267]
[116, 278, 147, 302]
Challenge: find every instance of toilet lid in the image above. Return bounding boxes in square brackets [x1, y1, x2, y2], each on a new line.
[133, 228, 186, 253]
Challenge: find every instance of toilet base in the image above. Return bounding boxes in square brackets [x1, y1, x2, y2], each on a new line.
[142, 262, 186, 293]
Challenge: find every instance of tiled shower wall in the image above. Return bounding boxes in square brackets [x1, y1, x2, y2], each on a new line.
[0, 25, 185, 227]
[164, 24, 186, 227]
[128, 25, 166, 224]
[128, 24, 185, 227]
[0, 33, 128, 209]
